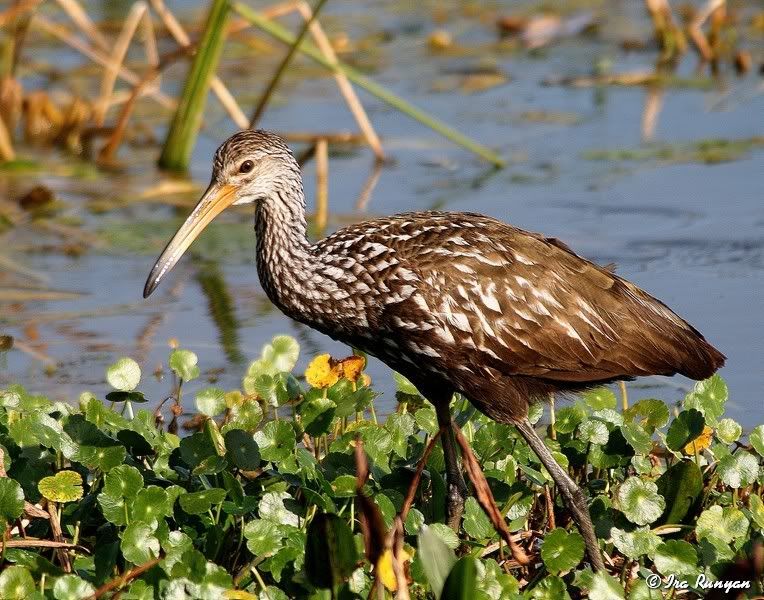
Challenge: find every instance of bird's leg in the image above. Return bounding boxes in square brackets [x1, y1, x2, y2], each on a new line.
[435, 401, 468, 531]
[514, 417, 605, 572]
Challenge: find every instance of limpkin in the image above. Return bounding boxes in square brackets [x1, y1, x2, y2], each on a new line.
[144, 130, 725, 570]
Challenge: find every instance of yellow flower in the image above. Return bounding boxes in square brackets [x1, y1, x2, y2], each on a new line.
[305, 354, 341, 388]
[684, 425, 713, 455]
[377, 548, 412, 592]
[339, 355, 365, 382]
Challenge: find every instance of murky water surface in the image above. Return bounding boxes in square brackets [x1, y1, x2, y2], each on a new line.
[1, 1, 762, 423]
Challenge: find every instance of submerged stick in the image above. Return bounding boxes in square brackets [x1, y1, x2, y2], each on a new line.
[231, 2, 505, 167]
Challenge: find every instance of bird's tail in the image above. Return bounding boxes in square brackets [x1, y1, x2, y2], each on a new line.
[623, 284, 725, 381]
[671, 326, 725, 380]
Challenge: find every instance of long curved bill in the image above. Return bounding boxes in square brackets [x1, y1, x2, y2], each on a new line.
[143, 183, 237, 298]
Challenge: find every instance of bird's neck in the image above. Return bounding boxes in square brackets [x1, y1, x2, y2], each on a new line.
[254, 183, 330, 324]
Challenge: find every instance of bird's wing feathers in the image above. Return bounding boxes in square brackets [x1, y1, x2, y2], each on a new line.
[371, 212, 707, 383]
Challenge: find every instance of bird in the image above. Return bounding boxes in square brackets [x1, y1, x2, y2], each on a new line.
[144, 129, 725, 571]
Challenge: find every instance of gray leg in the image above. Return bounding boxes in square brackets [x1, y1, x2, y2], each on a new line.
[435, 401, 468, 531]
[514, 417, 605, 571]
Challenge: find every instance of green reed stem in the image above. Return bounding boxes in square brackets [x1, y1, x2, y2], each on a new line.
[250, 0, 330, 127]
[159, 0, 230, 170]
[232, 2, 505, 167]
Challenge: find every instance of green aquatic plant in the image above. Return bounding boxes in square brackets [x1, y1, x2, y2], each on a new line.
[583, 136, 764, 165]
[0, 336, 761, 598]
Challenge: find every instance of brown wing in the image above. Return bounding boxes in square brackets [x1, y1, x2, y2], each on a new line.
[372, 212, 723, 385]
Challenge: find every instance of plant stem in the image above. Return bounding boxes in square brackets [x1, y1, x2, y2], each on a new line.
[619, 381, 628, 411]
[159, 0, 230, 170]
[249, 0, 330, 127]
[231, 2, 505, 167]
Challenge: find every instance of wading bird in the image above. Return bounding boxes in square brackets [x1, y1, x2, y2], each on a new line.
[144, 130, 725, 570]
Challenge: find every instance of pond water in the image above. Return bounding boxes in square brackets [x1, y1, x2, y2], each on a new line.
[1, 1, 762, 424]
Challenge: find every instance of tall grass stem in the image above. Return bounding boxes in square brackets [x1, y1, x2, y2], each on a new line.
[159, 0, 229, 170]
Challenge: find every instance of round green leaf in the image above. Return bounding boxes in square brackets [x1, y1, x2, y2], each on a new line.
[224, 429, 261, 470]
[716, 418, 742, 444]
[414, 406, 438, 435]
[0, 566, 35, 599]
[617, 477, 665, 526]
[0, 478, 25, 527]
[195, 388, 226, 417]
[682, 375, 727, 426]
[243, 519, 282, 556]
[624, 398, 670, 431]
[404, 507, 425, 536]
[221, 399, 263, 434]
[168, 349, 200, 382]
[327, 475, 355, 499]
[254, 421, 295, 463]
[610, 527, 661, 560]
[540, 528, 585, 574]
[259, 491, 298, 527]
[696, 505, 749, 544]
[555, 405, 587, 434]
[131, 486, 171, 525]
[621, 423, 652, 455]
[589, 571, 625, 600]
[463, 497, 494, 540]
[53, 575, 96, 600]
[179, 431, 216, 468]
[653, 540, 698, 578]
[121, 521, 160, 564]
[106, 357, 141, 391]
[103, 465, 143, 499]
[178, 488, 227, 515]
[38, 470, 83, 503]
[750, 425, 764, 458]
[749, 494, 764, 530]
[262, 335, 299, 372]
[583, 388, 617, 411]
[299, 396, 336, 437]
[578, 419, 609, 446]
[665, 409, 705, 451]
[526, 575, 571, 599]
[717, 451, 759, 489]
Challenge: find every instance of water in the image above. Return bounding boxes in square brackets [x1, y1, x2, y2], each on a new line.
[1, 1, 762, 424]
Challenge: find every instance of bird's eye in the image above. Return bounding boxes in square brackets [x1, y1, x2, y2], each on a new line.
[239, 160, 254, 174]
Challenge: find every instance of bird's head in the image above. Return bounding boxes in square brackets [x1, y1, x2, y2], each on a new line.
[143, 130, 298, 298]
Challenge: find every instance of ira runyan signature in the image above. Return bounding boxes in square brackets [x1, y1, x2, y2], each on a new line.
[646, 573, 752, 593]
